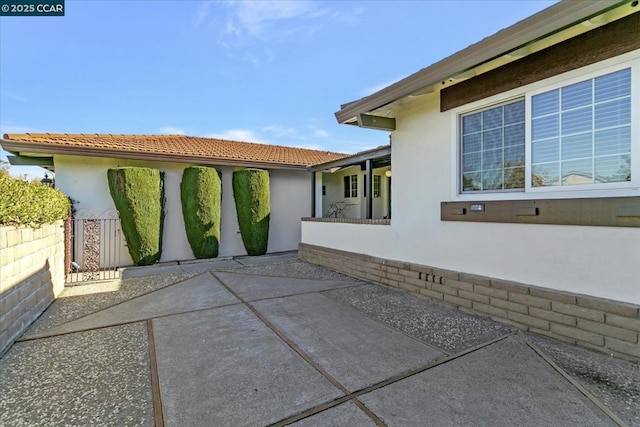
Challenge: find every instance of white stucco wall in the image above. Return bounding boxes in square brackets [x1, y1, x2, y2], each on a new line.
[54, 155, 310, 265]
[303, 52, 640, 304]
[319, 166, 391, 219]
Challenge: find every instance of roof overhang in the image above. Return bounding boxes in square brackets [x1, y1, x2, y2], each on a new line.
[336, 0, 636, 129]
[310, 145, 391, 172]
[7, 155, 54, 170]
[0, 139, 313, 171]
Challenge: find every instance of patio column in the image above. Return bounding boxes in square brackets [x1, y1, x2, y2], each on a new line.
[311, 172, 316, 217]
[313, 172, 323, 218]
[366, 159, 373, 219]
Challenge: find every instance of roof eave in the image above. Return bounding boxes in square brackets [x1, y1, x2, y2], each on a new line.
[335, 0, 628, 125]
[309, 145, 391, 172]
[0, 140, 313, 171]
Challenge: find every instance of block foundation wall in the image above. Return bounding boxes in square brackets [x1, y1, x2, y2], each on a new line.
[0, 221, 66, 354]
[299, 243, 640, 363]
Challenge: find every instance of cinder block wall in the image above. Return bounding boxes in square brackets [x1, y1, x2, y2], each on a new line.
[0, 221, 65, 353]
[299, 243, 640, 363]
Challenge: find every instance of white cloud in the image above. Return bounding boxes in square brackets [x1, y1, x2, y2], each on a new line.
[284, 142, 323, 150]
[194, 1, 214, 29]
[210, 1, 344, 64]
[204, 120, 333, 148]
[4, 91, 29, 103]
[362, 77, 404, 97]
[226, 1, 320, 37]
[262, 124, 300, 139]
[204, 129, 261, 142]
[158, 126, 186, 135]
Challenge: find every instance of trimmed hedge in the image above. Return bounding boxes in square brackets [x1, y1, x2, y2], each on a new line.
[232, 168, 270, 256]
[107, 167, 165, 266]
[180, 166, 222, 259]
[0, 172, 70, 227]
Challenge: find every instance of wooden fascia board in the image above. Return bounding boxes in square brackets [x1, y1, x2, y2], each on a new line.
[0, 140, 310, 171]
[7, 155, 54, 167]
[357, 114, 396, 131]
[309, 146, 391, 172]
[334, 0, 626, 124]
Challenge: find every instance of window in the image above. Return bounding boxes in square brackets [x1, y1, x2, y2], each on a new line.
[532, 68, 631, 186]
[461, 99, 525, 192]
[343, 175, 357, 198]
[322, 185, 326, 196]
[373, 175, 381, 197]
[459, 63, 635, 195]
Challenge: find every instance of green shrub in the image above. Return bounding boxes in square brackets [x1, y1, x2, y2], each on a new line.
[181, 166, 222, 259]
[0, 172, 70, 227]
[107, 167, 165, 266]
[232, 168, 270, 256]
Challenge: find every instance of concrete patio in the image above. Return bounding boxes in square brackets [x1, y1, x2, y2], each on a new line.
[1, 253, 638, 426]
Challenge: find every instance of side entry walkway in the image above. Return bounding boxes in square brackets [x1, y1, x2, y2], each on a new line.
[1, 253, 638, 426]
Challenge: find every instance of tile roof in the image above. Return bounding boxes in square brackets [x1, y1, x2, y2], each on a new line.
[2, 133, 347, 169]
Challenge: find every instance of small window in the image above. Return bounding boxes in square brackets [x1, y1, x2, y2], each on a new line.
[322, 185, 326, 196]
[343, 175, 357, 198]
[461, 99, 525, 192]
[373, 175, 381, 197]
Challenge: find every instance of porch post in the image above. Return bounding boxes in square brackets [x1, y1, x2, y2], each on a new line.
[311, 172, 316, 218]
[313, 172, 324, 218]
[366, 159, 373, 219]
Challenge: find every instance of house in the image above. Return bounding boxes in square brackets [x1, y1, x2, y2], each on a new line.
[1, 133, 345, 267]
[300, 1, 640, 362]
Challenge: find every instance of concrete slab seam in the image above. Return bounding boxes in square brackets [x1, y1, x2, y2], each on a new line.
[176, 256, 235, 264]
[20, 272, 212, 339]
[319, 291, 453, 357]
[219, 269, 361, 283]
[17, 301, 243, 342]
[273, 332, 516, 426]
[520, 333, 628, 427]
[146, 319, 165, 427]
[267, 394, 369, 427]
[348, 331, 516, 399]
[210, 271, 386, 427]
[233, 259, 285, 266]
[241, 282, 366, 304]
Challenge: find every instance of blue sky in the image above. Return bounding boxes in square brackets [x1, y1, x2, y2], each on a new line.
[1, 0, 555, 178]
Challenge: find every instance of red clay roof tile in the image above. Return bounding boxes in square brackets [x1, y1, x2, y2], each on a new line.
[2, 133, 347, 168]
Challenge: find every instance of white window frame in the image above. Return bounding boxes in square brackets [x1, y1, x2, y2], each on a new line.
[452, 51, 640, 201]
[373, 175, 382, 198]
[459, 98, 526, 194]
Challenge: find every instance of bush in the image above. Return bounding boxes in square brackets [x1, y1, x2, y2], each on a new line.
[232, 168, 270, 256]
[107, 167, 165, 266]
[0, 172, 70, 227]
[181, 166, 222, 259]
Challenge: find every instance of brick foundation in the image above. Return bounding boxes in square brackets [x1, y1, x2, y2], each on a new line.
[299, 243, 640, 363]
[0, 221, 65, 354]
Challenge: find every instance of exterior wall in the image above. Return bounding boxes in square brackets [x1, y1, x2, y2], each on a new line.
[301, 51, 640, 306]
[299, 243, 640, 363]
[322, 166, 362, 219]
[320, 166, 391, 219]
[0, 221, 65, 353]
[54, 155, 310, 265]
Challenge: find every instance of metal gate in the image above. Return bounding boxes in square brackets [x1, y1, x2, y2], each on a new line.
[65, 209, 122, 284]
